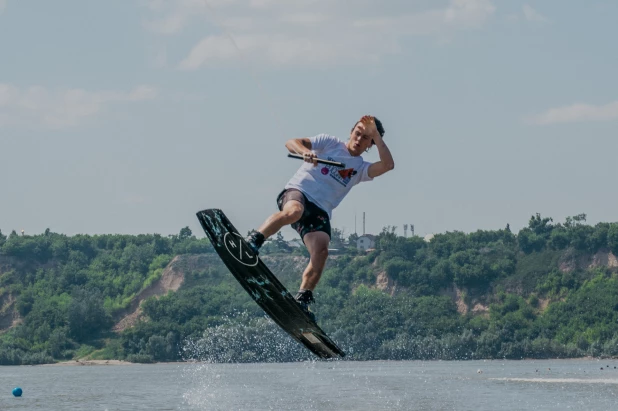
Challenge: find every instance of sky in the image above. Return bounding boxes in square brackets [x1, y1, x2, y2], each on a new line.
[1, 0, 617, 241]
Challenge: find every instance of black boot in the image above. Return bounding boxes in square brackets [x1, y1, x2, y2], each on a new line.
[295, 289, 316, 322]
[245, 230, 265, 255]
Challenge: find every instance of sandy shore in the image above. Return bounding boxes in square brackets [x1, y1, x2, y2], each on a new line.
[40, 359, 187, 366]
[42, 359, 136, 366]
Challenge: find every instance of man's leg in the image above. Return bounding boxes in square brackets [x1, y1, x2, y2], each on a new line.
[294, 231, 330, 320]
[257, 200, 303, 238]
[294, 231, 330, 323]
[246, 190, 305, 254]
[299, 231, 330, 291]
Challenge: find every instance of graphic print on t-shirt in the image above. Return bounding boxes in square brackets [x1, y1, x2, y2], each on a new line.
[324, 156, 357, 187]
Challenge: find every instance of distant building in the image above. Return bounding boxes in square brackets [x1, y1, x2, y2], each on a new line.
[357, 234, 376, 251]
[287, 239, 304, 248]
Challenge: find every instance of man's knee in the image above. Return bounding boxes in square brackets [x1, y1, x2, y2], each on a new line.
[281, 201, 303, 222]
[310, 244, 329, 264]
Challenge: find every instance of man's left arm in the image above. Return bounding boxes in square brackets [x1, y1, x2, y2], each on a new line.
[367, 133, 395, 178]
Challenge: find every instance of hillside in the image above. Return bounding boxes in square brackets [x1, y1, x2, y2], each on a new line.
[2, 213, 618, 364]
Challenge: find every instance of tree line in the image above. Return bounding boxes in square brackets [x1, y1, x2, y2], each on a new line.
[1, 213, 618, 364]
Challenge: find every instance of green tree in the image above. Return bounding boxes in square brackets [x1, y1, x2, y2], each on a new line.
[608, 223, 618, 255]
[564, 213, 587, 229]
[548, 226, 570, 250]
[48, 327, 72, 358]
[588, 223, 609, 252]
[274, 232, 290, 252]
[348, 232, 359, 246]
[146, 335, 172, 361]
[68, 287, 112, 342]
[330, 228, 346, 249]
[528, 213, 554, 237]
[518, 229, 545, 253]
[518, 213, 555, 253]
[376, 226, 398, 250]
[178, 227, 193, 240]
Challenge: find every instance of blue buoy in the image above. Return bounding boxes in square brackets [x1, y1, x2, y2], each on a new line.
[12, 387, 22, 397]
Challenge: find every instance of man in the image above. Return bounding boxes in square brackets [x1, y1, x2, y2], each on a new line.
[245, 115, 395, 319]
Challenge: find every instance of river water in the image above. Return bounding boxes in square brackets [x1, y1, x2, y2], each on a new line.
[1, 359, 617, 410]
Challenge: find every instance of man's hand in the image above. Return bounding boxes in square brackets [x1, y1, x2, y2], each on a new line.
[285, 137, 318, 166]
[359, 115, 381, 143]
[303, 151, 318, 166]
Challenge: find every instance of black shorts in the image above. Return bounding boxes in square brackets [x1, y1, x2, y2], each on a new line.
[276, 188, 331, 241]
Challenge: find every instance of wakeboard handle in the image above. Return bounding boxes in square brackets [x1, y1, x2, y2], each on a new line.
[287, 153, 345, 168]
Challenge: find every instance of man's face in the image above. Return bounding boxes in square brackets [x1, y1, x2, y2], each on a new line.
[347, 122, 374, 156]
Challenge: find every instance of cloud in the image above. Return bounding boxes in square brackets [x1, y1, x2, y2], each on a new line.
[127, 85, 158, 101]
[522, 4, 546, 22]
[354, 0, 495, 36]
[141, 0, 238, 34]
[0, 84, 157, 129]
[143, 0, 496, 68]
[0, 0, 6, 14]
[177, 31, 401, 69]
[528, 100, 618, 125]
[445, 0, 496, 28]
[143, 13, 188, 34]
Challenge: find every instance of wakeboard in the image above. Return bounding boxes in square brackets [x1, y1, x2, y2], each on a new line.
[196, 208, 345, 359]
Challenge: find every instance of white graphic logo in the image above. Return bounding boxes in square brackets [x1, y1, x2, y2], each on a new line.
[224, 232, 259, 267]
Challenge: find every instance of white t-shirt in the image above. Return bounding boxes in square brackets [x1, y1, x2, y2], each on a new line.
[284, 134, 374, 218]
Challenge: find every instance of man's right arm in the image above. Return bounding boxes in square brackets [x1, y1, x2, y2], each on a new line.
[285, 138, 312, 155]
[286, 138, 318, 165]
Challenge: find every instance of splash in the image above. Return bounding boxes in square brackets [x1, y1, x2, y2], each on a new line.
[181, 311, 314, 363]
[179, 312, 320, 409]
